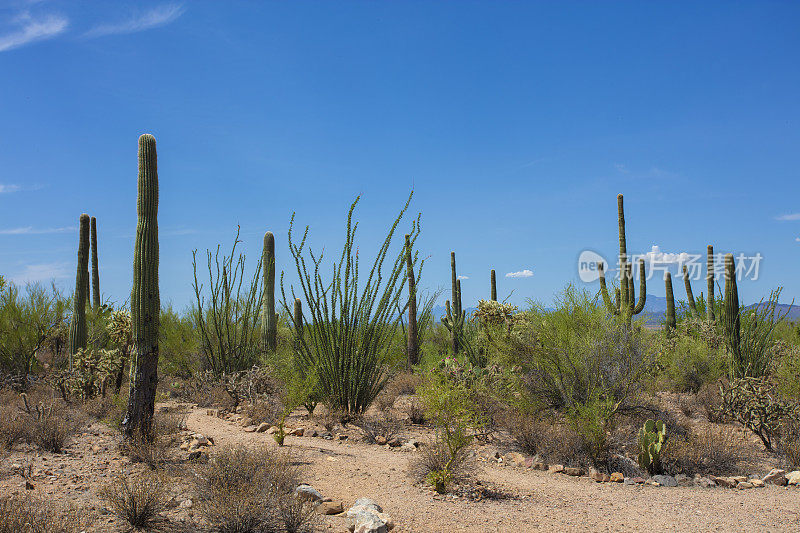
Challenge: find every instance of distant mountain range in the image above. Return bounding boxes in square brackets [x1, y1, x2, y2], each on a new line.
[432, 298, 800, 326]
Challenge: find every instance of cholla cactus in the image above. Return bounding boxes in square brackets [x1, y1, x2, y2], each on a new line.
[473, 299, 517, 327]
[67, 347, 122, 399]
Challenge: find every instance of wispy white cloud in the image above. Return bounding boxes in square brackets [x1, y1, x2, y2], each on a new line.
[776, 213, 800, 221]
[457, 275, 469, 280]
[0, 184, 21, 193]
[162, 228, 198, 237]
[506, 269, 533, 279]
[0, 226, 74, 235]
[0, 11, 68, 53]
[10, 262, 69, 284]
[643, 245, 690, 264]
[84, 4, 185, 38]
[796, 237, 800, 242]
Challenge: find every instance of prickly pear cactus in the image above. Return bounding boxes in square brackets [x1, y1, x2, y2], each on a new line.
[637, 419, 666, 475]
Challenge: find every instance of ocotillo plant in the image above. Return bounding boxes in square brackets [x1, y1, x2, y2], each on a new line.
[490, 269, 497, 301]
[598, 194, 646, 323]
[405, 234, 419, 367]
[90, 216, 101, 309]
[665, 272, 676, 333]
[707, 245, 715, 322]
[261, 231, 277, 354]
[68, 213, 91, 366]
[123, 133, 160, 440]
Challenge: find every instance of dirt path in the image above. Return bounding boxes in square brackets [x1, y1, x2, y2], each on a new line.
[185, 407, 800, 532]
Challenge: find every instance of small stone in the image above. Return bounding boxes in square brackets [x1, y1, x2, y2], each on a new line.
[651, 475, 677, 487]
[337, 434, 348, 441]
[631, 477, 646, 484]
[179, 498, 193, 509]
[193, 435, 208, 445]
[697, 477, 716, 488]
[387, 438, 401, 447]
[737, 481, 754, 490]
[610, 472, 624, 483]
[179, 441, 189, 450]
[255, 423, 269, 433]
[711, 476, 736, 488]
[532, 461, 548, 471]
[317, 501, 344, 515]
[267, 426, 279, 434]
[764, 469, 788, 486]
[675, 474, 692, 486]
[291, 428, 305, 437]
[731, 475, 748, 483]
[504, 452, 527, 467]
[548, 464, 565, 474]
[750, 479, 765, 488]
[564, 467, 583, 477]
[25, 480, 34, 490]
[295, 484, 323, 503]
[375, 436, 387, 445]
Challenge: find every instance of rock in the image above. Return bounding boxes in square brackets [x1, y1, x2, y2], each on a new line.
[307, 429, 318, 437]
[25, 480, 34, 490]
[564, 467, 583, 477]
[651, 475, 677, 487]
[589, 469, 609, 482]
[179, 441, 189, 450]
[317, 501, 344, 515]
[750, 479, 765, 488]
[352, 498, 382, 512]
[697, 477, 716, 488]
[675, 474, 692, 486]
[505, 452, 527, 467]
[610, 472, 624, 483]
[255, 423, 269, 433]
[346, 499, 393, 533]
[374, 436, 387, 445]
[179, 498, 193, 509]
[788, 471, 800, 486]
[193, 435, 208, 446]
[737, 481, 754, 490]
[243, 425, 257, 432]
[764, 469, 788, 486]
[267, 426, 279, 434]
[337, 434, 348, 441]
[387, 438, 401, 448]
[401, 442, 418, 452]
[187, 451, 208, 462]
[711, 476, 736, 488]
[630, 477, 646, 485]
[291, 428, 304, 437]
[531, 461, 548, 471]
[548, 464, 565, 474]
[295, 484, 323, 503]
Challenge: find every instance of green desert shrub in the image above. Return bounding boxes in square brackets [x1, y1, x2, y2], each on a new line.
[159, 305, 199, 376]
[657, 333, 726, 393]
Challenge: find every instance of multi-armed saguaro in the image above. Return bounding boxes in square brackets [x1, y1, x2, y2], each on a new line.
[681, 244, 716, 321]
[442, 251, 465, 354]
[405, 234, 419, 367]
[90, 216, 101, 309]
[123, 133, 160, 439]
[598, 194, 646, 323]
[68, 213, 91, 366]
[261, 231, 277, 354]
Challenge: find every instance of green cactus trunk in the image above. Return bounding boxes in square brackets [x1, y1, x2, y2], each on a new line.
[261, 231, 277, 354]
[682, 265, 698, 316]
[665, 272, 676, 332]
[707, 245, 715, 322]
[599, 194, 645, 323]
[723, 253, 742, 376]
[123, 134, 161, 440]
[90, 216, 101, 309]
[293, 298, 304, 336]
[449, 252, 461, 354]
[405, 235, 419, 368]
[68, 213, 90, 368]
[490, 269, 497, 301]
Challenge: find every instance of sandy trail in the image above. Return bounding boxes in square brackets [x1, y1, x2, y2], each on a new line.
[185, 407, 800, 532]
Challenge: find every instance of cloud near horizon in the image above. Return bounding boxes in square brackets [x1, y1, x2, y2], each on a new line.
[0, 226, 75, 235]
[0, 11, 67, 53]
[9, 262, 69, 284]
[457, 275, 469, 280]
[0, 184, 21, 193]
[506, 269, 533, 278]
[84, 4, 185, 38]
[776, 213, 800, 221]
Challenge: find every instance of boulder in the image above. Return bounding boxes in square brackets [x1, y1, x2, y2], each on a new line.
[375, 436, 387, 445]
[295, 484, 323, 503]
[787, 471, 800, 486]
[347, 499, 393, 533]
[750, 479, 765, 488]
[317, 501, 344, 515]
[589, 469, 610, 482]
[548, 464, 565, 474]
[764, 469, 788, 486]
[610, 472, 624, 483]
[737, 481, 754, 490]
[564, 467, 584, 477]
[710, 476, 736, 488]
[255, 423, 269, 433]
[504, 452, 527, 467]
[291, 428, 305, 437]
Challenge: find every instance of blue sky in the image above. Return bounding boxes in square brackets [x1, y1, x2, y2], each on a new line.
[1, 1, 799, 311]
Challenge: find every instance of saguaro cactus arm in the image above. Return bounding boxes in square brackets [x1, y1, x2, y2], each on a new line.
[598, 262, 620, 315]
[632, 259, 647, 314]
[90, 216, 101, 309]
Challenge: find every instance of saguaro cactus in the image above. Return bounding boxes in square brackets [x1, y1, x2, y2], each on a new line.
[682, 265, 698, 316]
[405, 234, 419, 367]
[490, 269, 497, 301]
[707, 245, 715, 322]
[68, 214, 91, 366]
[261, 231, 277, 354]
[723, 253, 742, 376]
[665, 272, 676, 332]
[598, 194, 646, 323]
[293, 297, 304, 337]
[90, 216, 101, 309]
[123, 134, 160, 440]
[443, 251, 464, 354]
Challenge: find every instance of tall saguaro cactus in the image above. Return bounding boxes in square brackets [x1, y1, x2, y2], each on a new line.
[682, 265, 698, 316]
[598, 194, 646, 323]
[123, 134, 160, 440]
[442, 251, 465, 354]
[723, 253, 742, 376]
[405, 234, 419, 367]
[490, 269, 497, 301]
[90, 216, 101, 309]
[261, 231, 277, 354]
[68, 214, 91, 366]
[665, 272, 676, 332]
[293, 298, 304, 337]
[707, 245, 715, 322]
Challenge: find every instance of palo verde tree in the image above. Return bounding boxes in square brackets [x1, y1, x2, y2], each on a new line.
[281, 192, 421, 415]
[122, 134, 160, 439]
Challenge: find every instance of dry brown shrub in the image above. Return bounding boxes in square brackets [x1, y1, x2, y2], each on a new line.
[507, 413, 585, 465]
[375, 372, 421, 411]
[26, 402, 84, 453]
[243, 397, 283, 426]
[0, 405, 25, 451]
[196, 445, 314, 533]
[120, 410, 186, 469]
[401, 397, 426, 424]
[0, 495, 81, 533]
[779, 416, 800, 468]
[409, 438, 475, 493]
[100, 474, 168, 531]
[663, 425, 746, 475]
[356, 415, 402, 444]
[697, 382, 724, 422]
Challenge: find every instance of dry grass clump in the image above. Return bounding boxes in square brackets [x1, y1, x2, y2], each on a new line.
[243, 397, 283, 426]
[507, 413, 584, 465]
[100, 474, 168, 531]
[375, 372, 421, 412]
[697, 382, 724, 422]
[663, 425, 747, 475]
[79, 393, 127, 426]
[0, 404, 25, 451]
[356, 415, 402, 444]
[0, 495, 80, 533]
[120, 411, 186, 470]
[24, 401, 84, 453]
[196, 445, 314, 533]
[401, 397, 426, 424]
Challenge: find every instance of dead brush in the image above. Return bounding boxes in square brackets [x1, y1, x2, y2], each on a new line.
[663, 424, 746, 475]
[100, 474, 168, 531]
[19, 393, 84, 453]
[409, 438, 474, 494]
[120, 410, 186, 469]
[243, 397, 283, 426]
[196, 445, 315, 533]
[0, 495, 80, 533]
[401, 397, 426, 425]
[356, 415, 402, 444]
[375, 372, 421, 412]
